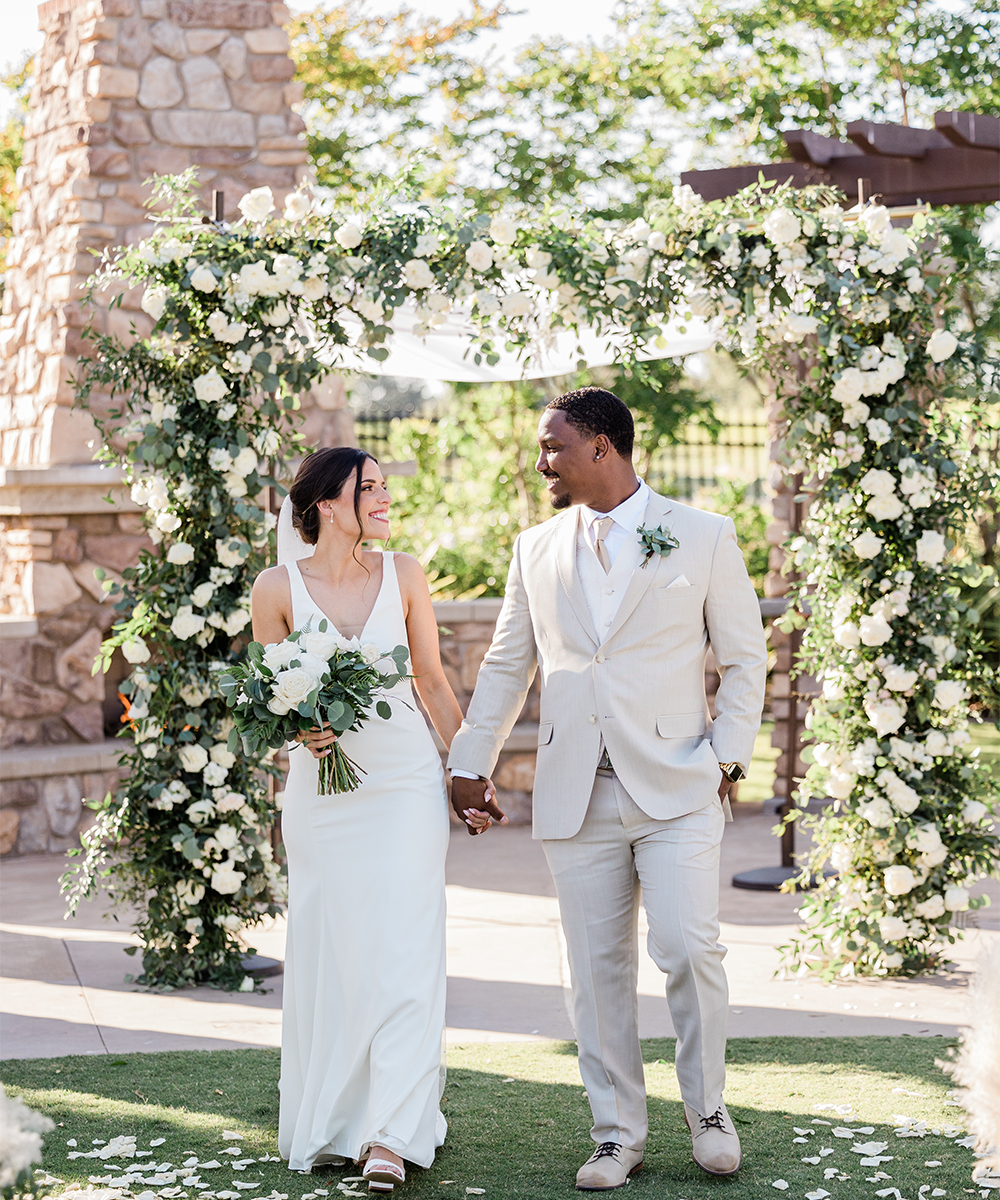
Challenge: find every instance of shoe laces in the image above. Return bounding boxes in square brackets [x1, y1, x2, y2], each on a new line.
[699, 1108, 727, 1132]
[591, 1142, 623, 1161]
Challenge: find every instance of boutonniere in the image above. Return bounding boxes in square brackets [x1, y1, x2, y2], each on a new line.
[637, 522, 680, 568]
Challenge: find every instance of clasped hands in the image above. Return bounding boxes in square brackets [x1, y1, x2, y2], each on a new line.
[297, 725, 503, 834]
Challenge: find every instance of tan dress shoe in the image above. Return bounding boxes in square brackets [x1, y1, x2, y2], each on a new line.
[575, 1142, 643, 1190]
[684, 1101, 742, 1176]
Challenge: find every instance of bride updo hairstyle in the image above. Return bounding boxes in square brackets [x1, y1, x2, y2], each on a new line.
[288, 447, 378, 545]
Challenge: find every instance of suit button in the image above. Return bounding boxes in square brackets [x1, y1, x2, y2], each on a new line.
[604, 587, 614, 595]
[588, 714, 597, 724]
[595, 653, 605, 663]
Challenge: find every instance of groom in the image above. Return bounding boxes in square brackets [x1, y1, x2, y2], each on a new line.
[448, 387, 767, 1188]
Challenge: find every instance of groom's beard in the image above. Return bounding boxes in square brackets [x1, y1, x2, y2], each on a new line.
[551, 492, 572, 509]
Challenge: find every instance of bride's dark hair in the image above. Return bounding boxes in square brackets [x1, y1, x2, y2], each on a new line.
[288, 447, 378, 546]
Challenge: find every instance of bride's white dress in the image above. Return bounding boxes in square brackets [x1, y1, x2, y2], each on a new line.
[278, 551, 450, 1171]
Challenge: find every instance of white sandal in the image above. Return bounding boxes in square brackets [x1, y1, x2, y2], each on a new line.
[362, 1158, 405, 1193]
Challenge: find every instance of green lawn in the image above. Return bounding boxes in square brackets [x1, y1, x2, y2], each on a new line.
[3, 1038, 982, 1200]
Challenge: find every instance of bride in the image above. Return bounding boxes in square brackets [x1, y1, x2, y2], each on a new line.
[251, 447, 498, 1192]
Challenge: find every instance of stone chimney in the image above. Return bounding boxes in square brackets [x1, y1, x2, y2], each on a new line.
[0, 0, 337, 856]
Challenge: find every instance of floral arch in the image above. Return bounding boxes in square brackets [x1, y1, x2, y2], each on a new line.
[70, 172, 998, 990]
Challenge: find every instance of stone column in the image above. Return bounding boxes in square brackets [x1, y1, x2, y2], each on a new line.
[0, 0, 334, 856]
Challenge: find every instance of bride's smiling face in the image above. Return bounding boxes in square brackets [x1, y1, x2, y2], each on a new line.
[318, 460, 391, 542]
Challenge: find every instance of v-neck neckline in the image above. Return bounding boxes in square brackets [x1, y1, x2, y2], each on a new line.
[292, 553, 387, 641]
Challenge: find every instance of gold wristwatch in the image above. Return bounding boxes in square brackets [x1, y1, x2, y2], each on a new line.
[719, 761, 746, 783]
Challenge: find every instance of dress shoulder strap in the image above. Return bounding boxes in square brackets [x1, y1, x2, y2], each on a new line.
[284, 560, 315, 628]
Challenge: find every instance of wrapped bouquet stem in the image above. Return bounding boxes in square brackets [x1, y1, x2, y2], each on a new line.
[220, 619, 409, 795]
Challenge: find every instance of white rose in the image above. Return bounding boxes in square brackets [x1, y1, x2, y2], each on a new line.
[826, 767, 856, 799]
[166, 541, 195, 565]
[958, 800, 987, 827]
[190, 265, 217, 293]
[171, 605, 206, 640]
[830, 842, 855, 873]
[475, 290, 501, 316]
[648, 230, 667, 252]
[210, 860, 246, 895]
[465, 240, 494, 272]
[882, 664, 918, 692]
[299, 629, 342, 659]
[782, 314, 819, 342]
[924, 730, 949, 757]
[122, 637, 151, 664]
[866, 417, 892, 445]
[159, 237, 189, 263]
[489, 216, 517, 245]
[860, 468, 897, 498]
[916, 530, 947, 566]
[672, 183, 702, 213]
[749, 243, 771, 268]
[908, 823, 943, 854]
[156, 511, 182, 534]
[262, 300, 291, 327]
[877, 768, 920, 814]
[763, 207, 802, 246]
[859, 613, 893, 646]
[179, 682, 210, 705]
[852, 531, 883, 560]
[216, 791, 245, 813]
[238, 186, 275, 224]
[361, 642, 382, 665]
[302, 276, 329, 301]
[867, 494, 905, 521]
[403, 258, 435, 289]
[268, 666, 317, 714]
[864, 696, 906, 736]
[223, 608, 251, 636]
[230, 447, 257, 478]
[216, 537, 248, 568]
[178, 743, 209, 772]
[944, 885, 969, 912]
[214, 822, 240, 851]
[141, 285, 168, 321]
[914, 894, 946, 920]
[193, 368, 229, 404]
[933, 680, 967, 710]
[203, 761, 228, 787]
[927, 329, 958, 363]
[878, 915, 910, 941]
[883, 864, 916, 896]
[210, 743, 236, 769]
[860, 797, 895, 827]
[262, 640, 302, 672]
[238, 260, 269, 295]
[834, 621, 861, 649]
[500, 292, 533, 317]
[190, 581, 215, 608]
[334, 222, 363, 249]
[284, 191, 312, 222]
[413, 230, 441, 257]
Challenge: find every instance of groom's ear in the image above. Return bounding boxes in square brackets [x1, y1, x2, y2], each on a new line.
[592, 433, 611, 462]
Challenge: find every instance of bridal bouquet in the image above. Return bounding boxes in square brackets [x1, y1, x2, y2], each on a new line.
[219, 620, 410, 795]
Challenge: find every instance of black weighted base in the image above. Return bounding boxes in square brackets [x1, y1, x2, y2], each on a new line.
[241, 954, 283, 978]
[731, 866, 831, 892]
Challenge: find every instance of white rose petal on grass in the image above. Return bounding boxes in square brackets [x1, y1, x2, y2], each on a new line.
[771, 1183, 789, 1192]
[238, 187, 275, 224]
[927, 328, 958, 363]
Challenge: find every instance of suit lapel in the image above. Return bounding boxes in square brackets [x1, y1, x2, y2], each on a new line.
[601, 492, 674, 644]
[554, 507, 599, 647]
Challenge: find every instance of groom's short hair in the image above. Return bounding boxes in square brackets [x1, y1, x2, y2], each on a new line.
[546, 387, 634, 459]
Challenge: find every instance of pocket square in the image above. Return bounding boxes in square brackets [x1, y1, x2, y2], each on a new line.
[666, 574, 691, 589]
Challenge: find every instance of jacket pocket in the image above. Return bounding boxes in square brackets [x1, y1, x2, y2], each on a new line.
[537, 721, 553, 746]
[656, 712, 706, 739]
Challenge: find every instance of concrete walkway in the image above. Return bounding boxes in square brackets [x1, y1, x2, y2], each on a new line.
[2, 802, 997, 1059]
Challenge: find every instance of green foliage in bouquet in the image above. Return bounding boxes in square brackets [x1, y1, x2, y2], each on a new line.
[219, 622, 409, 795]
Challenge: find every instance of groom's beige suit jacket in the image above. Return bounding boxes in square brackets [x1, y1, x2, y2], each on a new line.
[447, 489, 768, 840]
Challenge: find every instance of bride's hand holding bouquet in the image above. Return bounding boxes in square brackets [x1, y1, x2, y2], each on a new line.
[220, 619, 409, 795]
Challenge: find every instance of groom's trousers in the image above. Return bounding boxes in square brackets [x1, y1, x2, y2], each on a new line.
[542, 769, 728, 1152]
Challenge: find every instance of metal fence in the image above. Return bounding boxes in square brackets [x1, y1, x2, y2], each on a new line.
[353, 407, 769, 500]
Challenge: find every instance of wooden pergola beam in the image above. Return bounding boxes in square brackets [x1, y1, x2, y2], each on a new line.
[681, 111, 1000, 208]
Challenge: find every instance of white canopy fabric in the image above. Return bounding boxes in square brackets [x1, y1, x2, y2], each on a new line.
[320, 301, 718, 382]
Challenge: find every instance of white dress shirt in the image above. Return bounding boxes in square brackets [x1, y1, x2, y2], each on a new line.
[579, 479, 649, 570]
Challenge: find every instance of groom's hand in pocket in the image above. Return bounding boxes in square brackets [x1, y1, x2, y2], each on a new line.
[450, 774, 507, 836]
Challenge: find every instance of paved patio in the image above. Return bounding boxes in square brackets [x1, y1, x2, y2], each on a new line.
[2, 802, 997, 1059]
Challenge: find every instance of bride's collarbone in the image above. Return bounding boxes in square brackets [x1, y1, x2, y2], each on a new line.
[297, 555, 384, 634]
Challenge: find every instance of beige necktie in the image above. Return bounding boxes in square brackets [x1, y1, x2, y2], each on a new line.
[593, 516, 613, 574]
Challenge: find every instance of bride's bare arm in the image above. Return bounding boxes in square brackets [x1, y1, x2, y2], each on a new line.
[251, 565, 294, 645]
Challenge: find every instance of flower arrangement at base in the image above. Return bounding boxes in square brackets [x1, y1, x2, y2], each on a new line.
[220, 622, 410, 795]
